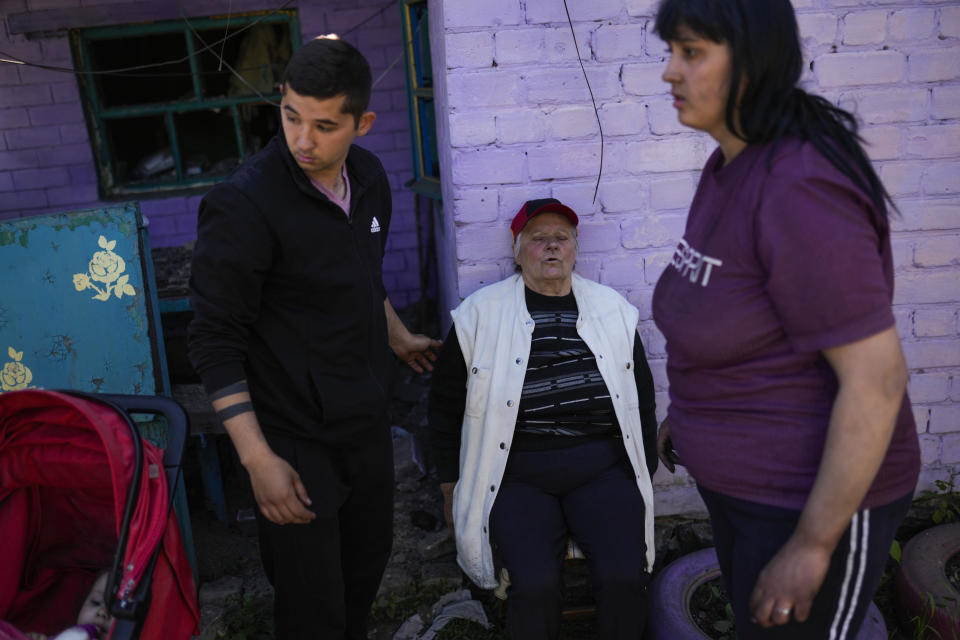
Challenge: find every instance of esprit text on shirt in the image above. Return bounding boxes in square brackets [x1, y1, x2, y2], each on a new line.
[670, 238, 723, 287]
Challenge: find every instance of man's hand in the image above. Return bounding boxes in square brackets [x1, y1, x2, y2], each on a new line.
[384, 298, 442, 373]
[244, 451, 316, 525]
[394, 332, 443, 373]
[657, 420, 682, 473]
[748, 534, 832, 627]
[209, 388, 313, 525]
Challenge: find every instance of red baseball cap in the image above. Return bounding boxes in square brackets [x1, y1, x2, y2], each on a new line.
[510, 198, 579, 240]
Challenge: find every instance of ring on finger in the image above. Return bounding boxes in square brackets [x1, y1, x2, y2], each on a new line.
[776, 606, 791, 617]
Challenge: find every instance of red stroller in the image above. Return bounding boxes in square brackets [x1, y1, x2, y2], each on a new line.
[0, 389, 199, 639]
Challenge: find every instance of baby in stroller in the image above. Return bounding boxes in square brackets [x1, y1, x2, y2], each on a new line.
[0, 390, 199, 640]
[25, 572, 113, 640]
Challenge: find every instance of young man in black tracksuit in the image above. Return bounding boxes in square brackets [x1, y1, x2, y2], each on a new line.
[188, 37, 440, 639]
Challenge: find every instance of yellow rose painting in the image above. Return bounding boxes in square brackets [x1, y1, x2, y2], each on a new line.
[73, 236, 137, 301]
[1, 347, 34, 392]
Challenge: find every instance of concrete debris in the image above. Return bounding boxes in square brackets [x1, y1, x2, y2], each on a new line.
[420, 528, 455, 561]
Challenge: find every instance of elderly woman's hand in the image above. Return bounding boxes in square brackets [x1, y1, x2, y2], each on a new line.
[657, 420, 682, 473]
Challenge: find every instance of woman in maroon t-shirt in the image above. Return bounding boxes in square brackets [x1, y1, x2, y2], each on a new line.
[650, 1, 920, 638]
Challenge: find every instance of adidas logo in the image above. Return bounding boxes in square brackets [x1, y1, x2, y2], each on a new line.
[370, 216, 381, 233]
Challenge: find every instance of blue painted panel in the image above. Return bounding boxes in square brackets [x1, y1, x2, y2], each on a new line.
[0, 204, 201, 579]
[0, 204, 159, 395]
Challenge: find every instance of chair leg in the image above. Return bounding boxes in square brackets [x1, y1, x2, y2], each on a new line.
[561, 604, 597, 621]
[560, 557, 596, 620]
[171, 476, 199, 586]
[197, 433, 228, 523]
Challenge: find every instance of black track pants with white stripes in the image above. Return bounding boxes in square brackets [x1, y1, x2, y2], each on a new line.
[698, 485, 912, 640]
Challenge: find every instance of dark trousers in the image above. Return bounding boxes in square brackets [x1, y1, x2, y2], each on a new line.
[254, 427, 394, 640]
[489, 438, 650, 640]
[698, 485, 912, 640]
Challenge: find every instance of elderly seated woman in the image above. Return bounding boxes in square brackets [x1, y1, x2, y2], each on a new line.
[429, 199, 659, 640]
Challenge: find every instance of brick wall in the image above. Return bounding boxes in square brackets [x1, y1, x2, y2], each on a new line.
[0, 0, 424, 307]
[432, 0, 960, 516]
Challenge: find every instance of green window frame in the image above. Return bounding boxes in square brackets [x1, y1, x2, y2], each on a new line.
[71, 11, 299, 199]
[400, 0, 440, 200]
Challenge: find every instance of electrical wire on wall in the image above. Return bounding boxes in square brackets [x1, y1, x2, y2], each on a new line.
[0, 0, 295, 77]
[340, 0, 395, 36]
[562, 0, 605, 204]
[217, 0, 233, 71]
[0, 0, 399, 106]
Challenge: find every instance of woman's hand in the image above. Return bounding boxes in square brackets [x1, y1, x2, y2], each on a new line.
[657, 420, 682, 473]
[748, 533, 832, 627]
[750, 326, 909, 627]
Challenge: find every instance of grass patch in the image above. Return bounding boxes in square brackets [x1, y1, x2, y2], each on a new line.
[215, 592, 273, 640]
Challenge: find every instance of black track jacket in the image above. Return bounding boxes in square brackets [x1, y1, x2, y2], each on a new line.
[188, 133, 394, 444]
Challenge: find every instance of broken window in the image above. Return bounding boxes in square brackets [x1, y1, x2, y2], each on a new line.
[71, 11, 298, 198]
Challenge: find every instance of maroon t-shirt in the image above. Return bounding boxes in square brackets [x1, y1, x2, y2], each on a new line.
[652, 138, 920, 510]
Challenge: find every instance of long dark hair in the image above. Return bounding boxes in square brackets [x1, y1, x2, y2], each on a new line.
[654, 0, 895, 219]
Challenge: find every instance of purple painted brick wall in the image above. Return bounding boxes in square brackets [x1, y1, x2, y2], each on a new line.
[431, 0, 960, 515]
[0, 0, 422, 308]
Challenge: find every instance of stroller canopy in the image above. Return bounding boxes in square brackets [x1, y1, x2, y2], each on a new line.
[0, 389, 198, 639]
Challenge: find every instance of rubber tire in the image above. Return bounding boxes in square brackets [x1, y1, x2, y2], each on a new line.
[649, 547, 721, 640]
[648, 547, 887, 639]
[894, 522, 960, 638]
